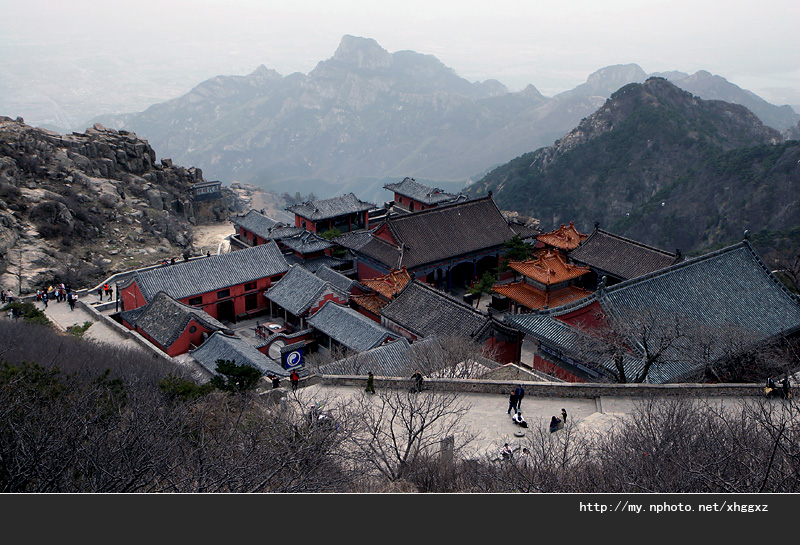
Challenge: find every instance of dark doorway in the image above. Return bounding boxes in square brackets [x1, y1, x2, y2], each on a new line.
[217, 300, 235, 323]
[245, 293, 258, 311]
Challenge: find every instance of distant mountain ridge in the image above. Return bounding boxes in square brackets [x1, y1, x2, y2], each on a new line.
[467, 78, 799, 258]
[93, 36, 800, 203]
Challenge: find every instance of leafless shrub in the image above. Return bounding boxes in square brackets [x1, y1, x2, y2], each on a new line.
[341, 388, 474, 489]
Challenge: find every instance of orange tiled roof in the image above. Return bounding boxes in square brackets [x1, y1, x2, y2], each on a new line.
[351, 294, 389, 315]
[537, 221, 587, 250]
[360, 267, 412, 299]
[509, 250, 590, 285]
[492, 282, 592, 311]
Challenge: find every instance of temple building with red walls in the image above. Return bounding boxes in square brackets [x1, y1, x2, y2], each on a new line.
[118, 241, 289, 323]
[338, 195, 538, 292]
[285, 193, 374, 235]
[119, 291, 233, 357]
[505, 241, 800, 383]
[380, 280, 523, 365]
[383, 177, 463, 212]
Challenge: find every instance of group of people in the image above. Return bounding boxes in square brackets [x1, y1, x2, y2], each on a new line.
[265, 371, 300, 391]
[506, 385, 570, 434]
[96, 283, 114, 301]
[765, 376, 792, 399]
[36, 284, 78, 311]
[1, 289, 15, 305]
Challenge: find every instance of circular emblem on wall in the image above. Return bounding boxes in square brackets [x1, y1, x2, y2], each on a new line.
[286, 351, 302, 367]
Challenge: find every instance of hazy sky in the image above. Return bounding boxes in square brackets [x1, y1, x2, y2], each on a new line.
[3, 0, 799, 101]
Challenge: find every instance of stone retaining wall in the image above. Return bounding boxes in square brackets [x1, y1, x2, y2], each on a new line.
[310, 374, 765, 398]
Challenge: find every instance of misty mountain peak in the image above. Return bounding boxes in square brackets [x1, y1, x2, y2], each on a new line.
[332, 35, 391, 69]
[555, 63, 648, 99]
[586, 63, 648, 88]
[518, 84, 546, 100]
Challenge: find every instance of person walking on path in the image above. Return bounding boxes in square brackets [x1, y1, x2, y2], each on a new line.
[410, 370, 424, 393]
[365, 371, 375, 394]
[507, 389, 518, 414]
[67, 292, 76, 311]
[561, 408, 568, 424]
[290, 370, 300, 391]
[514, 385, 525, 412]
[42, 291, 48, 309]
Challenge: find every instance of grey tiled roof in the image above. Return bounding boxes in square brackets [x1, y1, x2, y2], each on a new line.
[280, 231, 334, 254]
[132, 242, 289, 302]
[120, 291, 230, 349]
[307, 301, 396, 352]
[189, 331, 289, 377]
[317, 336, 441, 377]
[507, 241, 800, 383]
[332, 228, 377, 251]
[267, 226, 306, 240]
[315, 265, 362, 293]
[503, 312, 636, 381]
[265, 265, 347, 316]
[356, 196, 519, 269]
[284, 254, 350, 273]
[233, 209, 283, 239]
[569, 228, 680, 281]
[286, 193, 375, 221]
[383, 178, 460, 205]
[381, 280, 491, 339]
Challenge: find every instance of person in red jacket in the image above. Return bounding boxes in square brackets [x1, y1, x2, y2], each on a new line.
[290, 370, 300, 391]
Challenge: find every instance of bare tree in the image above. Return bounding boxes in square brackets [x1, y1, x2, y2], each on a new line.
[343, 388, 474, 488]
[567, 308, 691, 383]
[407, 335, 501, 380]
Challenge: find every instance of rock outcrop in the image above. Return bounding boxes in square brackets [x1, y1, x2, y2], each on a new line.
[0, 117, 245, 293]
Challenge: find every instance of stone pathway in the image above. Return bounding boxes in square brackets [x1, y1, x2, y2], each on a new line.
[40, 294, 140, 351]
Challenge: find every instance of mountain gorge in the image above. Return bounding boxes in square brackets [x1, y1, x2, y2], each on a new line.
[95, 35, 799, 205]
[469, 78, 800, 260]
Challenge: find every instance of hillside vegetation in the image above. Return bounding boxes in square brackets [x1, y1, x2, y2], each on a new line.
[93, 38, 799, 205]
[469, 78, 799, 261]
[2, 318, 799, 493]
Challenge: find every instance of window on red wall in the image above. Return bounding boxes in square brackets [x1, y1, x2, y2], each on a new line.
[217, 289, 230, 299]
[245, 281, 257, 291]
[188, 296, 202, 306]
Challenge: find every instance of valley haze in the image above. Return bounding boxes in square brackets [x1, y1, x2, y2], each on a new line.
[2, 0, 798, 133]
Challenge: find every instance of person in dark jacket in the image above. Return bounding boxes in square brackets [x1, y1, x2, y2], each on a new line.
[507, 390, 518, 414]
[410, 370, 424, 393]
[550, 415, 563, 433]
[365, 372, 375, 394]
[514, 385, 525, 412]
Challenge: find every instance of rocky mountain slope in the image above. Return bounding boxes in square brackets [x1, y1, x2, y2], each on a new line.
[0, 116, 245, 293]
[468, 78, 800, 259]
[92, 37, 799, 205]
